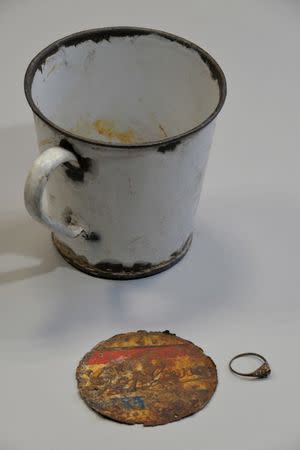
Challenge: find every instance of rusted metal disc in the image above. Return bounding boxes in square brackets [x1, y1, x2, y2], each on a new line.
[76, 331, 217, 426]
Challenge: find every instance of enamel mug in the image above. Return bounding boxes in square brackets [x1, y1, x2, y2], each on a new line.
[24, 27, 226, 279]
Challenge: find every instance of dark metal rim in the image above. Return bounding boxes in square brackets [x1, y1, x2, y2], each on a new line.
[24, 26, 227, 150]
[229, 353, 270, 378]
[52, 233, 192, 280]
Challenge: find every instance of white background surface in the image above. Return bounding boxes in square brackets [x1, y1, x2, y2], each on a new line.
[0, 1, 299, 449]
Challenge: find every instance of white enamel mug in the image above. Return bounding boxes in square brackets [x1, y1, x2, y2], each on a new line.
[24, 27, 226, 279]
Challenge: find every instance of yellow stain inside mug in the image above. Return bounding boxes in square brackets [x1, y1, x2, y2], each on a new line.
[70, 116, 169, 145]
[93, 119, 135, 144]
[70, 117, 136, 144]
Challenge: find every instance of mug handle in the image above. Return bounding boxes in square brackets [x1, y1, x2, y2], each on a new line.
[24, 146, 88, 238]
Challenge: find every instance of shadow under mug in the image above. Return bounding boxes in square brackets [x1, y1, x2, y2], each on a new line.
[24, 27, 226, 280]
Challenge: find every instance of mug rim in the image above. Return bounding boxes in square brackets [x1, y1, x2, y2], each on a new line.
[24, 26, 227, 149]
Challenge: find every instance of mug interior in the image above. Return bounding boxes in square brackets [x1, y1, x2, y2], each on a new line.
[27, 28, 225, 145]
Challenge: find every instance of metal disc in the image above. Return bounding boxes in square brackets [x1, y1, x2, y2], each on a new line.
[76, 330, 217, 426]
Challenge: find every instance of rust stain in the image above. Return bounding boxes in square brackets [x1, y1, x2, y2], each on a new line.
[62, 207, 73, 225]
[158, 123, 168, 138]
[93, 119, 135, 144]
[62, 206, 83, 228]
[76, 331, 217, 426]
[52, 234, 192, 280]
[39, 138, 56, 147]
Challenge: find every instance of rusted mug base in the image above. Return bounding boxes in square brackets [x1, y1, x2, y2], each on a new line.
[52, 233, 192, 280]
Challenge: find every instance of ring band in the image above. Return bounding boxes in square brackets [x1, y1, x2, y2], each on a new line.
[229, 353, 271, 379]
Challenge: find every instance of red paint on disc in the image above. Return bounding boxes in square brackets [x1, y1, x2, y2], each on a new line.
[76, 331, 217, 426]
